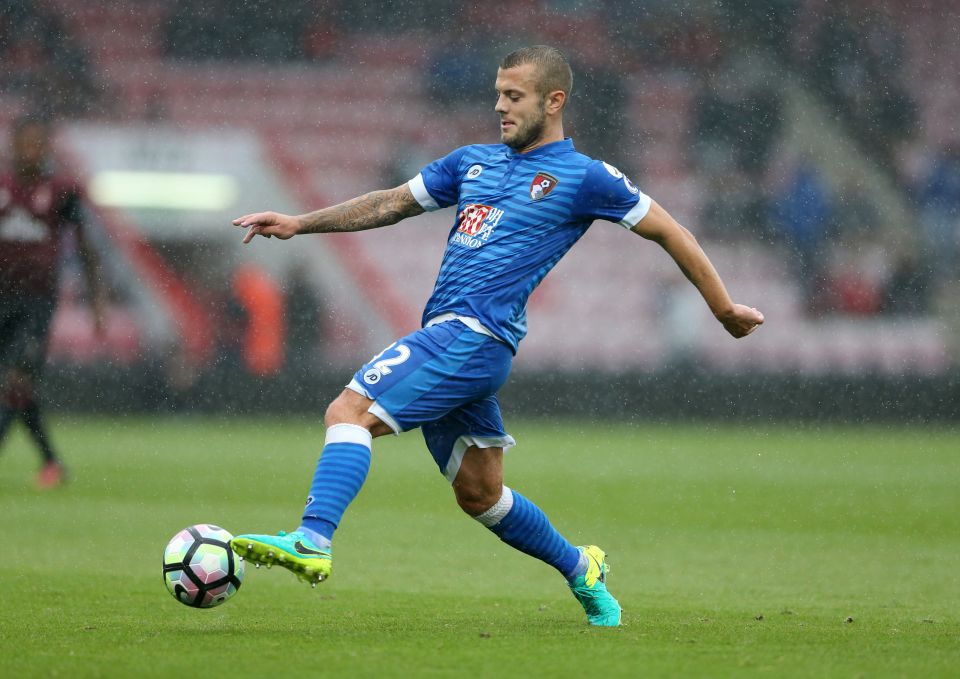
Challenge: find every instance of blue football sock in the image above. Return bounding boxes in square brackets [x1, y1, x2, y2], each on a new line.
[299, 423, 372, 543]
[475, 486, 584, 580]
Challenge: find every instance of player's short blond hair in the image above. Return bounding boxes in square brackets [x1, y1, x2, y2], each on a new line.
[500, 45, 573, 100]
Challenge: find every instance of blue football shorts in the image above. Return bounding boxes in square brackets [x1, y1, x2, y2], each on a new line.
[346, 319, 516, 482]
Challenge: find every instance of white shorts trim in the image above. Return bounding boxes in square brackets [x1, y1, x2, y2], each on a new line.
[407, 174, 440, 211]
[345, 378, 401, 435]
[346, 378, 373, 399]
[368, 402, 402, 435]
[443, 434, 517, 483]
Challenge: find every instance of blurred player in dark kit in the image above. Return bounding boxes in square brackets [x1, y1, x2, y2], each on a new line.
[0, 115, 105, 488]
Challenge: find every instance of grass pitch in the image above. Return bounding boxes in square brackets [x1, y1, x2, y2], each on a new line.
[0, 416, 957, 677]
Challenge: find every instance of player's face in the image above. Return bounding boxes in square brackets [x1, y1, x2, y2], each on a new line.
[13, 123, 49, 174]
[495, 65, 547, 152]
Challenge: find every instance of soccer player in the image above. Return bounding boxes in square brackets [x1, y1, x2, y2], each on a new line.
[231, 46, 764, 626]
[0, 115, 105, 488]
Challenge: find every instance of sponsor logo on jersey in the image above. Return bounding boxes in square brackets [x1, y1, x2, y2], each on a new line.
[529, 172, 558, 200]
[452, 203, 505, 248]
[466, 164, 483, 179]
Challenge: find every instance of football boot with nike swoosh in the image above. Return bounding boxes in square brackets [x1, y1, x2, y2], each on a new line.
[568, 545, 621, 626]
[230, 530, 331, 587]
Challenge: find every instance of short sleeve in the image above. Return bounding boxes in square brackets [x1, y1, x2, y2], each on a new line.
[407, 146, 471, 212]
[572, 161, 652, 228]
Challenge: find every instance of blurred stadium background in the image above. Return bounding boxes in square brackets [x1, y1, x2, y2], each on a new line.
[2, 0, 958, 421]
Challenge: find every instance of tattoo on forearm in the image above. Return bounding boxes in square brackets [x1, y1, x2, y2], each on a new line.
[298, 186, 424, 234]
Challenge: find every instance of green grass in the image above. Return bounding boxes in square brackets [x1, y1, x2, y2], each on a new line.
[1, 417, 958, 678]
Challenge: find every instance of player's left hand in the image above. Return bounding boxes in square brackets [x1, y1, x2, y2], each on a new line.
[717, 304, 764, 338]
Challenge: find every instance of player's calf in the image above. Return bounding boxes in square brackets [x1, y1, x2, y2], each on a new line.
[464, 484, 620, 626]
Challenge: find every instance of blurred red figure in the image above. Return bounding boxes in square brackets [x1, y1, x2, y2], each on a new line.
[231, 263, 285, 377]
[0, 115, 105, 489]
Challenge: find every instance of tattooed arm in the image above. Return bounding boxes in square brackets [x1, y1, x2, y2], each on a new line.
[232, 184, 425, 244]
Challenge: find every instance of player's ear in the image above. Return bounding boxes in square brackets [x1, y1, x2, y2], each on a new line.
[545, 89, 566, 115]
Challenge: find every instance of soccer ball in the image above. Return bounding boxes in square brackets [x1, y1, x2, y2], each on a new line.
[163, 524, 244, 608]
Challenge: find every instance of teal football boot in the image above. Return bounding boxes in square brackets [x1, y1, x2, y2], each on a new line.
[568, 545, 622, 626]
[230, 530, 331, 587]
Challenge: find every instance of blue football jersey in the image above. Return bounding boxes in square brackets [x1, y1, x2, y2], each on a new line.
[407, 138, 651, 353]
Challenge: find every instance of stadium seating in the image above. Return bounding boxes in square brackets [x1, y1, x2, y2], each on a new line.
[17, 0, 954, 375]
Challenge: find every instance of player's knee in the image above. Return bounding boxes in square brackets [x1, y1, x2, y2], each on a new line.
[323, 390, 392, 437]
[453, 480, 502, 517]
[453, 445, 504, 517]
[324, 397, 359, 428]
[323, 390, 370, 427]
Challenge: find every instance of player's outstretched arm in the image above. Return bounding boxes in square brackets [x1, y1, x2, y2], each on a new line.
[631, 200, 764, 338]
[233, 183, 425, 244]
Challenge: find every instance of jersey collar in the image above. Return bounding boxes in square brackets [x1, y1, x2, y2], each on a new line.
[505, 137, 575, 158]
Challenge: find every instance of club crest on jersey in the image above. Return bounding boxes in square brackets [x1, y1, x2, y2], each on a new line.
[452, 203, 504, 248]
[530, 172, 558, 201]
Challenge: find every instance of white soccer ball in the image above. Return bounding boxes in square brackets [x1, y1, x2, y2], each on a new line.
[162, 524, 244, 608]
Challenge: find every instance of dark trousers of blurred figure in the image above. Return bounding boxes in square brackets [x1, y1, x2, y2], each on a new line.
[0, 292, 65, 489]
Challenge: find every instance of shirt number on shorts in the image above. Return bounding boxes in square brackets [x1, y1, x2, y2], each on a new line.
[363, 342, 411, 384]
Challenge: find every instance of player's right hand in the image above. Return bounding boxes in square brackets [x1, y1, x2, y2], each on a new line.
[232, 211, 299, 243]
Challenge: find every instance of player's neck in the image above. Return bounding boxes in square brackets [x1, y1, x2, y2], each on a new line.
[515, 125, 565, 155]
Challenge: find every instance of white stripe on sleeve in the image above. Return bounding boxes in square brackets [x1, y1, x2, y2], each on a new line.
[407, 174, 440, 212]
[618, 192, 653, 229]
